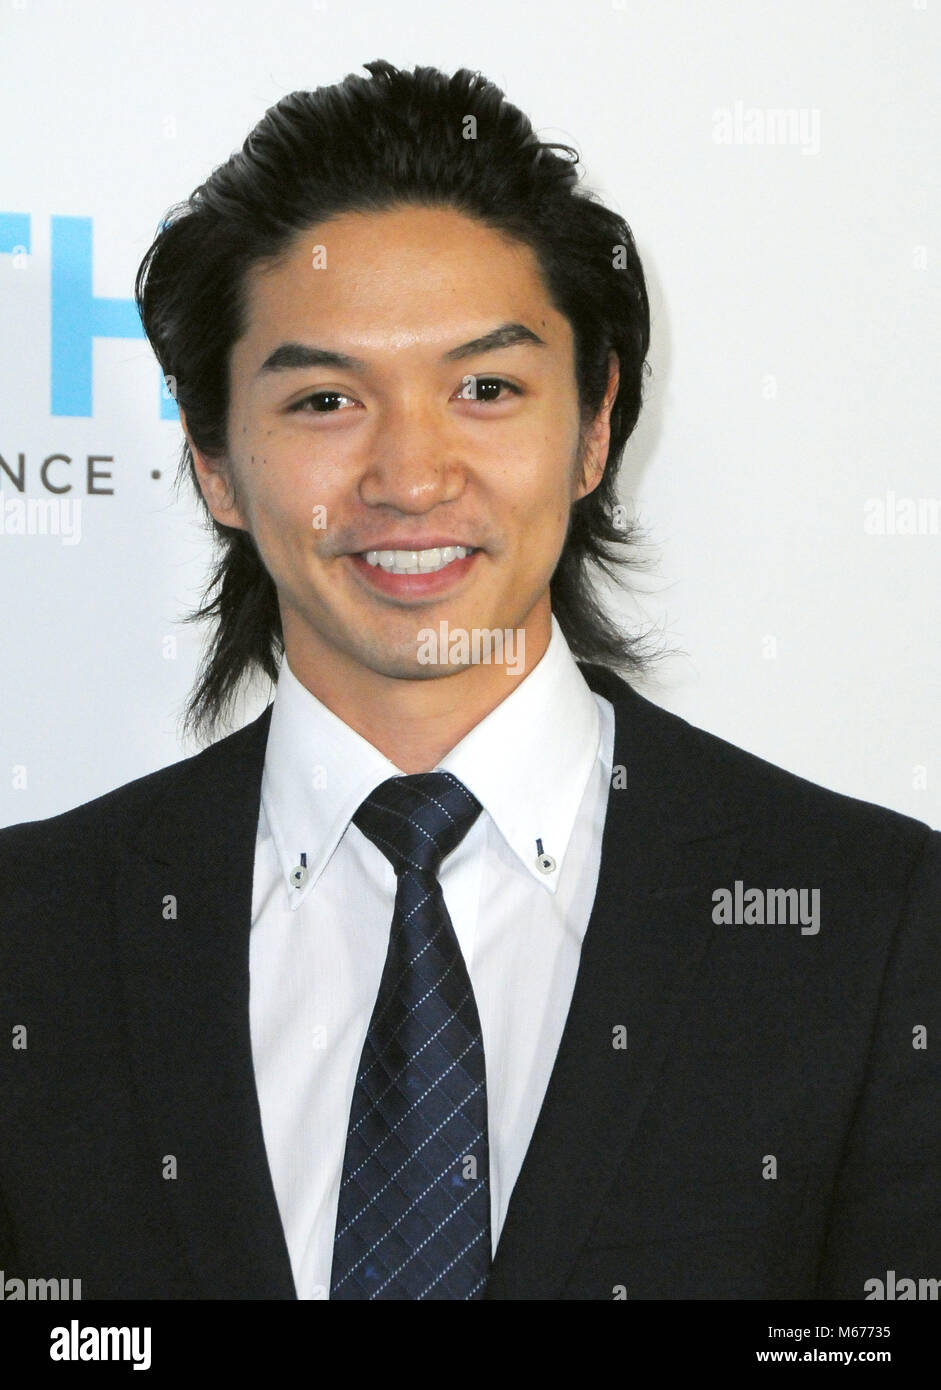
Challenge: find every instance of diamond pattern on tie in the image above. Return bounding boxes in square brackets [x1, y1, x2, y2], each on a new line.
[329, 771, 491, 1300]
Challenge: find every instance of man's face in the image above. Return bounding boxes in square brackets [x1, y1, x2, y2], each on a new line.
[190, 204, 615, 685]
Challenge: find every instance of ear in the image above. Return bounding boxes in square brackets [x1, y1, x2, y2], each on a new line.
[575, 350, 620, 501]
[181, 409, 247, 531]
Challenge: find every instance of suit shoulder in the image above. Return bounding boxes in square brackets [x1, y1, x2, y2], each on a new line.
[672, 697, 934, 878]
[589, 666, 937, 884]
[693, 710, 926, 828]
[0, 707, 271, 883]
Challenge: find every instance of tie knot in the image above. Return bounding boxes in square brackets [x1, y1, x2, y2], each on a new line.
[352, 771, 482, 879]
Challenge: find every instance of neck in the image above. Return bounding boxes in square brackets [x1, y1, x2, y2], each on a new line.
[282, 605, 551, 773]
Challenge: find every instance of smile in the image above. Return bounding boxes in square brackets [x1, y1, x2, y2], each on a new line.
[361, 545, 475, 574]
[348, 545, 480, 598]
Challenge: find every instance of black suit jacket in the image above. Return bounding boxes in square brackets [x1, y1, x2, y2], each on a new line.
[1, 662, 939, 1299]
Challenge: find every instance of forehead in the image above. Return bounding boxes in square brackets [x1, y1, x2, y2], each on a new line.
[237, 204, 568, 356]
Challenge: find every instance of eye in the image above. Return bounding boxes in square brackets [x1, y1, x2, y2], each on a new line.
[287, 376, 523, 415]
[455, 376, 522, 403]
[288, 391, 358, 414]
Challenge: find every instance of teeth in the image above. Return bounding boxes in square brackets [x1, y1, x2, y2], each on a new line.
[361, 545, 474, 574]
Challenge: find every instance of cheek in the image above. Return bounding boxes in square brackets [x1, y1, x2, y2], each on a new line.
[506, 445, 575, 526]
[247, 452, 329, 530]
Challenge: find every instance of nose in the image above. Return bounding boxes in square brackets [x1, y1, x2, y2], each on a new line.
[357, 397, 467, 513]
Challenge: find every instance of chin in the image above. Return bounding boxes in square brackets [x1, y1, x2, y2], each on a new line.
[371, 654, 459, 682]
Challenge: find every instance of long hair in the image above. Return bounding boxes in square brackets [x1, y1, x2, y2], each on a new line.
[135, 58, 657, 744]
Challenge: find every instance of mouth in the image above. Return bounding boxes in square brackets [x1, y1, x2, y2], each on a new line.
[347, 544, 482, 598]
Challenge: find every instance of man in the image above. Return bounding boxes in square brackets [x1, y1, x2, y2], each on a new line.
[1, 60, 939, 1301]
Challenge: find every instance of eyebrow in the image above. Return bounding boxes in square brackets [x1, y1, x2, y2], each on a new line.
[255, 321, 547, 377]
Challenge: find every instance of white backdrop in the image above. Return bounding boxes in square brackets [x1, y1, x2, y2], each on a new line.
[1, 0, 938, 830]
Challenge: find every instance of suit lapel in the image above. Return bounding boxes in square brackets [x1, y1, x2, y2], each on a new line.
[110, 663, 747, 1300]
[110, 703, 297, 1298]
[484, 663, 748, 1298]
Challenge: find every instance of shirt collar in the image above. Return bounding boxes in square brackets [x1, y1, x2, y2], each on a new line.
[261, 612, 601, 909]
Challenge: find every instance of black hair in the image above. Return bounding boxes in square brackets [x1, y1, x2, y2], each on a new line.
[135, 58, 658, 743]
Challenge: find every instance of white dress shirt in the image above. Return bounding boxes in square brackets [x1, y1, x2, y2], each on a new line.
[248, 612, 615, 1298]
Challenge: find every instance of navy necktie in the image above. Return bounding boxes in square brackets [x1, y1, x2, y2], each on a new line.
[329, 771, 491, 1300]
